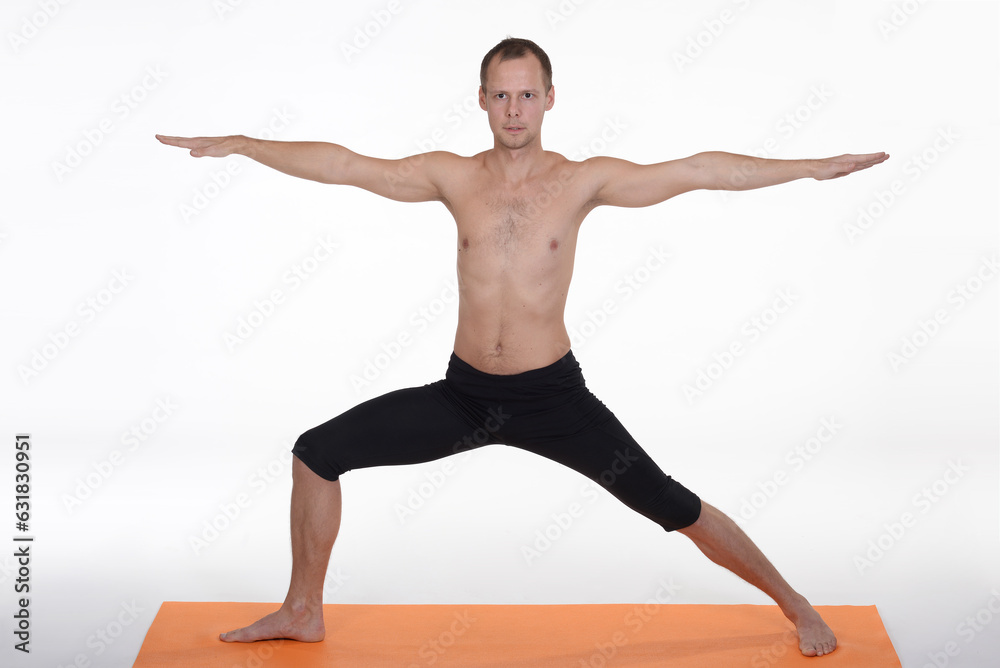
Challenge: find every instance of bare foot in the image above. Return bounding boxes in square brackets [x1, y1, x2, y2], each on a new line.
[219, 603, 325, 643]
[788, 599, 837, 657]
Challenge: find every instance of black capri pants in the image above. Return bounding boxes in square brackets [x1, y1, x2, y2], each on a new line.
[292, 349, 702, 532]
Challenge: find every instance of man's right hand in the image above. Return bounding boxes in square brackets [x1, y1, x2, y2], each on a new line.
[156, 133, 452, 203]
[155, 134, 247, 158]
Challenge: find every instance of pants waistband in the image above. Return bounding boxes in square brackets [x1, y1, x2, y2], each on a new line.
[447, 349, 580, 385]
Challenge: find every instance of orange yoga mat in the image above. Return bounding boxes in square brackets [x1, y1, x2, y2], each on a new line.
[133, 601, 900, 667]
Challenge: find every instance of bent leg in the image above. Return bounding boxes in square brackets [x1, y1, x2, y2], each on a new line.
[292, 382, 489, 481]
[222, 382, 492, 643]
[221, 456, 338, 642]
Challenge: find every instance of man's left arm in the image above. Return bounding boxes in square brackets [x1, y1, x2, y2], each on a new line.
[587, 151, 888, 208]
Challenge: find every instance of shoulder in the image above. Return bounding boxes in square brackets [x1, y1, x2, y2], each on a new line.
[548, 153, 638, 179]
[421, 150, 488, 176]
[418, 150, 470, 167]
[547, 154, 638, 193]
[539, 151, 604, 179]
[414, 151, 479, 187]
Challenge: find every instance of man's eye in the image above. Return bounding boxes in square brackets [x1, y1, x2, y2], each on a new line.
[524, 93, 533, 99]
[497, 93, 506, 99]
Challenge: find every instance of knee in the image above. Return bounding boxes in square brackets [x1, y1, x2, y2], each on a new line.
[291, 428, 317, 459]
[291, 429, 343, 482]
[654, 478, 702, 532]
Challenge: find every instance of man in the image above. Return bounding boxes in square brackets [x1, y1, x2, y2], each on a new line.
[157, 37, 886, 658]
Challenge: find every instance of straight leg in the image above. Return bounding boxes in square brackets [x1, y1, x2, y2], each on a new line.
[678, 502, 837, 657]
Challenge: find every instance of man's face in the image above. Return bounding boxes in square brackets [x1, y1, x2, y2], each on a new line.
[479, 53, 554, 151]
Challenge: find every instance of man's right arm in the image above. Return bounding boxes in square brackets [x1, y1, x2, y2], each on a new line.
[155, 134, 452, 203]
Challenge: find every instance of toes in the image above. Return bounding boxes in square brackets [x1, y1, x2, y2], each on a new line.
[801, 639, 837, 657]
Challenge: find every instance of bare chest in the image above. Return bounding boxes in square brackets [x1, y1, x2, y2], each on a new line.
[455, 178, 580, 260]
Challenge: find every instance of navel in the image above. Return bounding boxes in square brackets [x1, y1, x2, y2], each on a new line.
[549, 238, 559, 251]
[461, 237, 469, 251]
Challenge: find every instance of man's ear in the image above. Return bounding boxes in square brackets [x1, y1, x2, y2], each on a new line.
[545, 84, 555, 111]
[479, 85, 487, 110]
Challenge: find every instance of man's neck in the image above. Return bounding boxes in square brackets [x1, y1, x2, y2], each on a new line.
[487, 141, 547, 182]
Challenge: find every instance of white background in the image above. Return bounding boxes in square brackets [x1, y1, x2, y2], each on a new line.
[1, 0, 997, 666]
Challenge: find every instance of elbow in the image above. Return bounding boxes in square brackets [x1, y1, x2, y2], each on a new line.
[320, 144, 352, 185]
[684, 152, 725, 191]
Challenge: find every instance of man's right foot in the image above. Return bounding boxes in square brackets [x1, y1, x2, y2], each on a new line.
[219, 603, 325, 643]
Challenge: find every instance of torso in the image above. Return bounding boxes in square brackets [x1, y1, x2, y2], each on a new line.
[440, 151, 596, 374]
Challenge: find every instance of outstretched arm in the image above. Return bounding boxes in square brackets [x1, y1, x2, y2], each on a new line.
[588, 151, 889, 208]
[155, 134, 455, 203]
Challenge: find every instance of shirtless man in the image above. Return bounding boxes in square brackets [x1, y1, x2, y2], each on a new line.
[157, 37, 887, 658]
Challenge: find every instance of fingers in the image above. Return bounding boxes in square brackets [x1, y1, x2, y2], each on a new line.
[852, 152, 889, 169]
[155, 134, 225, 148]
[833, 152, 888, 177]
[851, 153, 889, 172]
[155, 134, 197, 147]
[155, 134, 236, 158]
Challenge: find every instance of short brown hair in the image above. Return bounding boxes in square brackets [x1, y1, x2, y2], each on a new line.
[480, 37, 552, 93]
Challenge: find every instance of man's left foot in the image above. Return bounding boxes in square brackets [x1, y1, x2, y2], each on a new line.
[788, 598, 837, 657]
